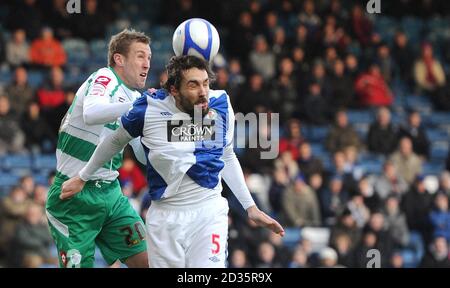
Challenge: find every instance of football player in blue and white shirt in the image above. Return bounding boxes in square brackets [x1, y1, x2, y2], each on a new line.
[61, 55, 284, 268]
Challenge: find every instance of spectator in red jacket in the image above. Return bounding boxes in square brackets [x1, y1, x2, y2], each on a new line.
[118, 157, 147, 197]
[279, 119, 304, 161]
[29, 27, 66, 68]
[355, 64, 393, 107]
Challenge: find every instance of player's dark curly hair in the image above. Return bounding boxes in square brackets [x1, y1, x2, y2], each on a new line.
[163, 55, 215, 91]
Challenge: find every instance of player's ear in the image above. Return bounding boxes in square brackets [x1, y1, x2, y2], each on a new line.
[169, 86, 178, 97]
[114, 53, 125, 67]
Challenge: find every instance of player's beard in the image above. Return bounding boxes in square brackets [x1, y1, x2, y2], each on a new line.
[179, 96, 209, 118]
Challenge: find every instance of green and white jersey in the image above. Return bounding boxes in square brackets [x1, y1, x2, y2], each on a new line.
[56, 67, 141, 181]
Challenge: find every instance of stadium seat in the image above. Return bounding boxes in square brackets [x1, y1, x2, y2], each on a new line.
[0, 67, 11, 83]
[27, 70, 45, 88]
[0, 172, 20, 197]
[405, 96, 433, 114]
[302, 125, 329, 143]
[1, 155, 32, 173]
[282, 227, 302, 249]
[151, 26, 174, 39]
[428, 113, 450, 128]
[89, 39, 108, 65]
[359, 159, 383, 175]
[427, 129, 448, 142]
[63, 38, 90, 66]
[310, 143, 328, 158]
[422, 161, 445, 176]
[346, 110, 373, 124]
[301, 227, 330, 252]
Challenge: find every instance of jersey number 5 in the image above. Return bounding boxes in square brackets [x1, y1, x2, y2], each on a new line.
[211, 234, 220, 254]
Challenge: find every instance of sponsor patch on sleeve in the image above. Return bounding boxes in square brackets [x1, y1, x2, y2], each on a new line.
[90, 75, 112, 96]
[94, 75, 112, 87]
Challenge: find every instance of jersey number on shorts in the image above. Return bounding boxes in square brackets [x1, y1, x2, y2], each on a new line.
[211, 234, 220, 254]
[121, 222, 145, 247]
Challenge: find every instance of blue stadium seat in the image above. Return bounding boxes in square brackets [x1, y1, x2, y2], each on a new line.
[430, 141, 449, 161]
[303, 125, 329, 143]
[346, 110, 373, 124]
[428, 113, 450, 128]
[310, 143, 328, 158]
[0, 173, 20, 197]
[151, 26, 174, 38]
[90, 39, 107, 51]
[63, 38, 90, 66]
[1, 155, 32, 173]
[0, 67, 12, 83]
[360, 160, 383, 175]
[27, 70, 45, 88]
[422, 161, 445, 176]
[33, 173, 50, 186]
[427, 129, 448, 142]
[33, 155, 56, 172]
[282, 227, 302, 250]
[405, 96, 433, 114]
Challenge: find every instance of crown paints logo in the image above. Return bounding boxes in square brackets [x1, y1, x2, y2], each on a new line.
[167, 120, 215, 142]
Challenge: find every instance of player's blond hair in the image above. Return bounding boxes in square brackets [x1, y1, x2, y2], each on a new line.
[108, 29, 150, 67]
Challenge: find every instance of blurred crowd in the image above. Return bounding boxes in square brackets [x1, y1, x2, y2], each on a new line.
[0, 0, 450, 267]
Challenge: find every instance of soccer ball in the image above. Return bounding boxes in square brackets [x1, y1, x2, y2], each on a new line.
[172, 18, 220, 62]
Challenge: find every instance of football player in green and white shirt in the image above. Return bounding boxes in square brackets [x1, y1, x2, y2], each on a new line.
[46, 29, 150, 268]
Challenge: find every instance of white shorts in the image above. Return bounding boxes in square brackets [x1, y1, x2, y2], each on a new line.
[145, 196, 229, 268]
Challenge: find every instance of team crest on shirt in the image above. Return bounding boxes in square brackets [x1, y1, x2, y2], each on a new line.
[204, 109, 218, 121]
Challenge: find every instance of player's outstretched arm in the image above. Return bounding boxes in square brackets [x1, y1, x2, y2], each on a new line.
[247, 205, 285, 237]
[60, 126, 134, 200]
